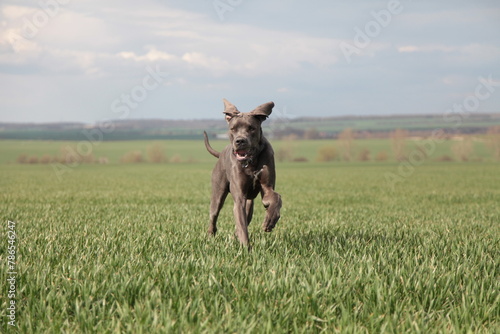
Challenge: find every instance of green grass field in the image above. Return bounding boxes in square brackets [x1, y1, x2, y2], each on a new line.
[1, 140, 499, 333]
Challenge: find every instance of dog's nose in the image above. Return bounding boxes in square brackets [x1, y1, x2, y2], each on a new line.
[235, 138, 246, 146]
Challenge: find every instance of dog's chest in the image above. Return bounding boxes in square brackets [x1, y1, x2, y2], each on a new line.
[237, 167, 262, 198]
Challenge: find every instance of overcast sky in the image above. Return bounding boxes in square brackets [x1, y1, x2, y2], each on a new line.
[1, 0, 499, 123]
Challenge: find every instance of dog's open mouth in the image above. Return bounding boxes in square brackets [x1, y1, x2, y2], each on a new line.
[234, 150, 250, 161]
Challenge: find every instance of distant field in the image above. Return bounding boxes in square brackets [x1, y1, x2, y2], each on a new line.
[0, 136, 497, 166]
[2, 113, 500, 141]
[280, 114, 500, 133]
[1, 139, 499, 332]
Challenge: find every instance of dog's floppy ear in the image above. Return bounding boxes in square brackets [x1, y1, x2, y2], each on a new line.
[222, 98, 240, 123]
[250, 101, 274, 121]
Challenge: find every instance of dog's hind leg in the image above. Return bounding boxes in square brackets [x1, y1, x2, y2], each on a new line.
[208, 189, 228, 236]
[208, 167, 229, 236]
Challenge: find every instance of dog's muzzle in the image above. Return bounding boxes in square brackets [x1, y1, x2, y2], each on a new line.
[233, 149, 251, 161]
[233, 137, 253, 163]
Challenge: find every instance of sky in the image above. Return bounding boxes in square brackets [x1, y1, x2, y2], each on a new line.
[0, 0, 499, 123]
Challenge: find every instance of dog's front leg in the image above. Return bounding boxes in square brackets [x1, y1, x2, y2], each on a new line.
[233, 197, 250, 247]
[258, 165, 282, 232]
[262, 190, 282, 232]
[230, 184, 250, 248]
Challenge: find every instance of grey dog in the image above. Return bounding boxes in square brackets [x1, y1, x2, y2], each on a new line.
[203, 99, 282, 248]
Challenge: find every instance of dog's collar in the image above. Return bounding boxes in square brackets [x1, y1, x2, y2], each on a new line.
[240, 158, 252, 168]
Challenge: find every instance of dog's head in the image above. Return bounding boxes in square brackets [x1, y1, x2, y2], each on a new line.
[222, 98, 274, 163]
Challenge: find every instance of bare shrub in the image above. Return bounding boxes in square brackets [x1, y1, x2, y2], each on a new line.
[60, 146, 82, 164]
[452, 137, 473, 161]
[51, 156, 62, 163]
[415, 144, 429, 160]
[120, 151, 144, 163]
[358, 148, 371, 162]
[59, 146, 95, 164]
[316, 146, 338, 162]
[391, 129, 408, 161]
[304, 128, 320, 140]
[436, 155, 454, 162]
[276, 147, 293, 162]
[81, 153, 95, 164]
[338, 128, 355, 161]
[276, 135, 296, 162]
[170, 154, 182, 163]
[147, 143, 167, 163]
[375, 151, 389, 162]
[28, 156, 39, 164]
[486, 126, 500, 160]
[98, 157, 109, 164]
[16, 154, 28, 164]
[292, 157, 309, 162]
[39, 155, 52, 164]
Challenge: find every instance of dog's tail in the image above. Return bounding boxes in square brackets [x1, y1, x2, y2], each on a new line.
[203, 131, 220, 158]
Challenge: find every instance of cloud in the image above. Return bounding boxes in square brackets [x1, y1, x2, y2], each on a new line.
[398, 45, 456, 53]
[397, 45, 419, 53]
[0, 0, 499, 122]
[182, 52, 230, 73]
[1, 4, 34, 20]
[118, 48, 176, 62]
[397, 43, 500, 66]
[1, 1, 342, 79]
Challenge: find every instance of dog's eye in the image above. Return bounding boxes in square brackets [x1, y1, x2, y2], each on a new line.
[248, 126, 256, 131]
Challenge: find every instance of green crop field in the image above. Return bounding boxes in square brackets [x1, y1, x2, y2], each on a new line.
[1, 140, 499, 333]
[0, 135, 497, 165]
